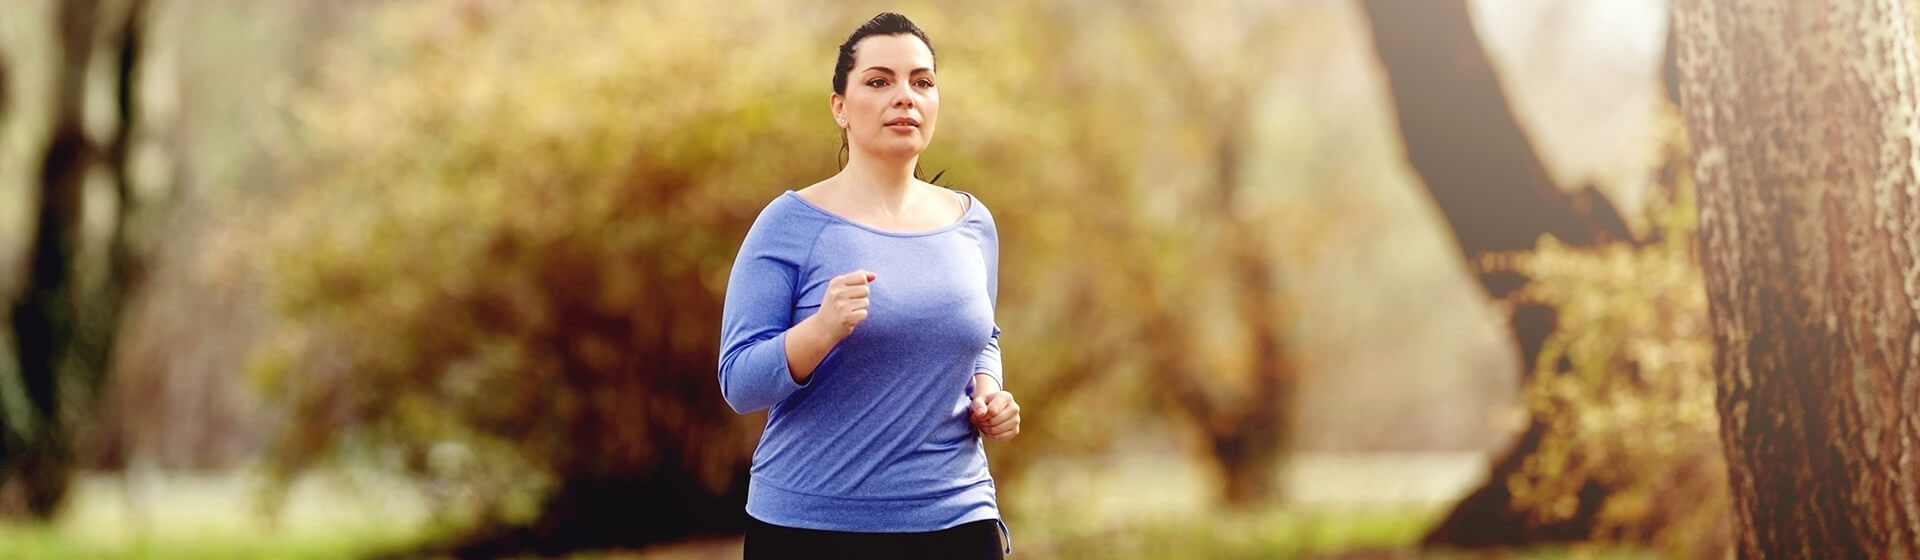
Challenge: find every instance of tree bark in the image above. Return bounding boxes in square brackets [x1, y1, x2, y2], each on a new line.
[1675, 0, 1920, 556]
[1357, 0, 1636, 546]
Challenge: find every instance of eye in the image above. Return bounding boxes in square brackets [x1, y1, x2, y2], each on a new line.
[915, 78, 935, 88]
[866, 78, 888, 88]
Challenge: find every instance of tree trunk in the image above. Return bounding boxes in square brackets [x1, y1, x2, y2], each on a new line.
[4, 0, 146, 519]
[106, 0, 151, 305]
[1137, 108, 1297, 509]
[1191, 110, 1298, 508]
[1675, 0, 1920, 556]
[1357, 0, 1635, 546]
[6, 0, 99, 519]
[0, 53, 10, 125]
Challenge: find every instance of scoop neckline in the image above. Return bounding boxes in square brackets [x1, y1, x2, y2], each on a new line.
[782, 189, 978, 238]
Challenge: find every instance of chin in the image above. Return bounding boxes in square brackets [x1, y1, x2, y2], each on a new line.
[883, 143, 928, 159]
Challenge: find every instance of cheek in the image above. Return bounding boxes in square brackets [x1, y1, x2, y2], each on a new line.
[871, 97, 899, 120]
[920, 94, 939, 122]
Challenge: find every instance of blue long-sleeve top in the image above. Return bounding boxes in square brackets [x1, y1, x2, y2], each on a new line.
[718, 189, 1003, 533]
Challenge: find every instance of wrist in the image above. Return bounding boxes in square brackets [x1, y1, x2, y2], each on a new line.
[972, 373, 1000, 395]
[794, 313, 826, 341]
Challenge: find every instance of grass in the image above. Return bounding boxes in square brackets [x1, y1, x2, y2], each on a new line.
[0, 520, 424, 560]
[596, 508, 1660, 560]
[1008, 505, 1436, 559]
[0, 456, 1667, 559]
[0, 469, 436, 560]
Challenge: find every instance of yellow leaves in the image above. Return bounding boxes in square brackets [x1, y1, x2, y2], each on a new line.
[1489, 157, 1726, 551]
[257, 0, 854, 517]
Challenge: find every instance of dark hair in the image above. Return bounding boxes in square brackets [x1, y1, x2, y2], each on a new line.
[833, 12, 937, 95]
[831, 12, 944, 184]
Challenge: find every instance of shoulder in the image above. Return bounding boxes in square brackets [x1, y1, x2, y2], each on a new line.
[950, 190, 999, 256]
[790, 178, 834, 207]
[740, 191, 832, 256]
[952, 189, 997, 227]
[749, 191, 828, 228]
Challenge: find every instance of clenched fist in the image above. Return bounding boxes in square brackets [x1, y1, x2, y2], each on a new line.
[818, 269, 877, 339]
[970, 375, 1021, 441]
[784, 269, 879, 384]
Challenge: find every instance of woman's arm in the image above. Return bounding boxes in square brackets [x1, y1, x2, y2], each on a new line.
[967, 201, 1017, 439]
[718, 213, 820, 414]
[784, 269, 878, 383]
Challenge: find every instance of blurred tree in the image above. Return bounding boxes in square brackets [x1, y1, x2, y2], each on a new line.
[1356, 0, 1673, 547]
[78, 0, 370, 479]
[258, 3, 819, 554]
[1676, 0, 1920, 556]
[3, 0, 149, 519]
[5, 0, 96, 517]
[946, 1, 1330, 509]
[1118, 1, 1301, 508]
[0, 51, 9, 125]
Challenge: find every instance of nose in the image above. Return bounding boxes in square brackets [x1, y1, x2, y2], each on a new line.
[892, 86, 914, 109]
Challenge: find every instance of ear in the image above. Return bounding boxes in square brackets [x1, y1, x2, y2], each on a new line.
[830, 93, 847, 129]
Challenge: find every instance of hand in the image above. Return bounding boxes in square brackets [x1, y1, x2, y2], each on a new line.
[818, 269, 877, 339]
[971, 376, 1021, 441]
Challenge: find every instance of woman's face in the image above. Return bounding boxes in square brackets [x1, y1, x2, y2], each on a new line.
[834, 33, 939, 163]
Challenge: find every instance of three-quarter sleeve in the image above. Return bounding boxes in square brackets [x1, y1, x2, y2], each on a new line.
[971, 206, 1003, 387]
[718, 206, 815, 414]
[973, 326, 1002, 387]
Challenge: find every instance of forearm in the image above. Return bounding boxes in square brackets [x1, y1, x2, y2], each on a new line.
[972, 373, 1000, 396]
[783, 315, 840, 383]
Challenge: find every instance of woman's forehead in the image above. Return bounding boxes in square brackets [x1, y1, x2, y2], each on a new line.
[853, 34, 935, 71]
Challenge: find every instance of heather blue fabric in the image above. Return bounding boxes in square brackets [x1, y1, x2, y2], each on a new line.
[719, 190, 1003, 535]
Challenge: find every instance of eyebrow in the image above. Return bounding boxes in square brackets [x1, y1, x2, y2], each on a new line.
[860, 66, 935, 76]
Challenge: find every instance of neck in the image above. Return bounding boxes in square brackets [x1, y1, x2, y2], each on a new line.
[836, 152, 919, 209]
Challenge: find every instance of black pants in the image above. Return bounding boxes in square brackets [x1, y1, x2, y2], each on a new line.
[743, 515, 1005, 560]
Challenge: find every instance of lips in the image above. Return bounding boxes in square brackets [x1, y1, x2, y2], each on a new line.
[885, 117, 920, 128]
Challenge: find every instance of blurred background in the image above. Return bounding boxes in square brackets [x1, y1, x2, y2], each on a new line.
[0, 0, 1725, 558]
